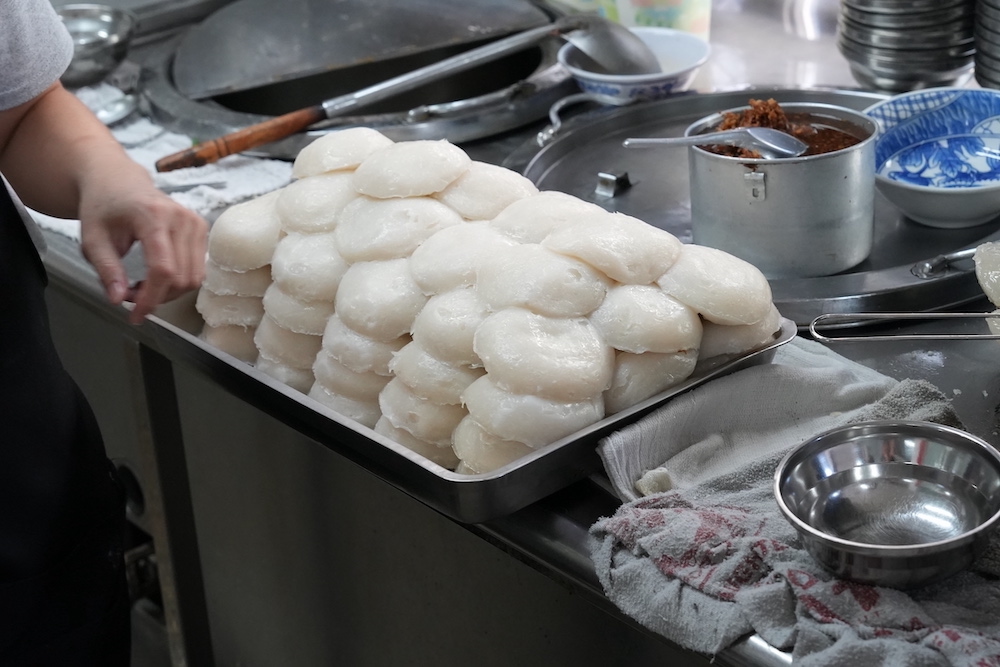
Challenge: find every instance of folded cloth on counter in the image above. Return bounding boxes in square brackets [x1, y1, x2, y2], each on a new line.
[598, 337, 960, 501]
[32, 84, 293, 241]
[590, 337, 1000, 666]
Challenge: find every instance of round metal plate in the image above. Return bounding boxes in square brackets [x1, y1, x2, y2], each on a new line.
[502, 88, 1000, 327]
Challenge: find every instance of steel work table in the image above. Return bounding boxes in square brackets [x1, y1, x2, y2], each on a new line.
[39, 1, 1000, 665]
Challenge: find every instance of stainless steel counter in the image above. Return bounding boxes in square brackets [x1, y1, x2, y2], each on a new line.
[39, 1, 1000, 666]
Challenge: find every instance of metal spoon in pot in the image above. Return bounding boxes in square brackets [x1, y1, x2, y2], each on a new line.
[623, 128, 809, 159]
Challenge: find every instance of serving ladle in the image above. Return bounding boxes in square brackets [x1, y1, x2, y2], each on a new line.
[155, 15, 659, 172]
[623, 128, 810, 159]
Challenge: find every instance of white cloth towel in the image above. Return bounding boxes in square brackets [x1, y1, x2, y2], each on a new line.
[589, 337, 1000, 667]
[601, 336, 936, 501]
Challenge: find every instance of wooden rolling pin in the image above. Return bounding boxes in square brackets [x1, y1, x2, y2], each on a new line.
[155, 19, 581, 172]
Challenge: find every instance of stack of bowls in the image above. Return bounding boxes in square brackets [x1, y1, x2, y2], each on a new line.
[836, 0, 976, 93]
[976, 0, 1000, 88]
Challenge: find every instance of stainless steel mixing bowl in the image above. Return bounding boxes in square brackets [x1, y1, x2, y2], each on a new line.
[775, 420, 1000, 589]
[57, 4, 136, 88]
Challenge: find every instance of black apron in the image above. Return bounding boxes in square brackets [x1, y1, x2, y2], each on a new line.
[0, 184, 129, 665]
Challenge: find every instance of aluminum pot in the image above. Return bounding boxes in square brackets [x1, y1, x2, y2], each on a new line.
[686, 103, 878, 279]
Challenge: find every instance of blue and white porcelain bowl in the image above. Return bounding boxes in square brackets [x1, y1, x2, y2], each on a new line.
[865, 87, 1000, 228]
[557, 27, 710, 103]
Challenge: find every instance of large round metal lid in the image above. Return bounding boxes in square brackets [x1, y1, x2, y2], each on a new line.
[172, 0, 552, 100]
[503, 88, 1000, 327]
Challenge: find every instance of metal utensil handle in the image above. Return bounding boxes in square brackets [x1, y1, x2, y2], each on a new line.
[623, 131, 752, 149]
[910, 247, 978, 279]
[154, 105, 328, 171]
[156, 17, 586, 172]
[810, 312, 1000, 342]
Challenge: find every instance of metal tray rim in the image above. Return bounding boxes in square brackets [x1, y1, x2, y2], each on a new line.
[149, 295, 796, 522]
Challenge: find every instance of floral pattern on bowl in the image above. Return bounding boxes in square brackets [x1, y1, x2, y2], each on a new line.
[557, 27, 710, 104]
[879, 134, 1000, 188]
[865, 88, 1000, 169]
[864, 88, 1000, 228]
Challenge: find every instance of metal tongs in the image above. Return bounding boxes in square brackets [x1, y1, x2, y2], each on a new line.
[809, 247, 1000, 342]
[810, 312, 1000, 342]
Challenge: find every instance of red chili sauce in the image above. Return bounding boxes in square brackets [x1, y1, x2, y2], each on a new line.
[701, 98, 863, 159]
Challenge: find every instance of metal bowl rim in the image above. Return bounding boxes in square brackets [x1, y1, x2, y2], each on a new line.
[774, 420, 1000, 555]
[557, 27, 711, 83]
[57, 3, 137, 25]
[57, 3, 136, 45]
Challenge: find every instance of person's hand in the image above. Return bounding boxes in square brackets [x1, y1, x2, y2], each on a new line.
[79, 183, 207, 325]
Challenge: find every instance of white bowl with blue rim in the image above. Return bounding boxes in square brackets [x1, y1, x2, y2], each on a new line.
[557, 27, 710, 103]
[865, 87, 1000, 228]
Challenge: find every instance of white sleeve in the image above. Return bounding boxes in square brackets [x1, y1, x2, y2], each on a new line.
[0, 0, 74, 110]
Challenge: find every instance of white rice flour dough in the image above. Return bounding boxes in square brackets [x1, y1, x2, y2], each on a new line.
[312, 347, 391, 401]
[373, 417, 459, 469]
[335, 196, 462, 263]
[473, 308, 614, 403]
[603, 349, 698, 415]
[589, 284, 702, 354]
[409, 288, 490, 368]
[435, 161, 538, 221]
[270, 232, 348, 303]
[199, 324, 258, 364]
[388, 341, 485, 406]
[408, 221, 516, 295]
[657, 244, 773, 326]
[196, 129, 785, 473]
[461, 375, 604, 449]
[975, 241, 1000, 307]
[202, 259, 271, 297]
[208, 188, 284, 272]
[196, 289, 264, 328]
[262, 283, 334, 336]
[378, 378, 467, 446]
[321, 314, 408, 376]
[255, 355, 315, 394]
[254, 315, 322, 370]
[335, 259, 428, 342]
[490, 190, 604, 243]
[974, 242, 1000, 336]
[275, 172, 357, 234]
[353, 139, 471, 198]
[476, 243, 609, 318]
[699, 304, 782, 359]
[451, 416, 533, 474]
[291, 127, 394, 179]
[542, 211, 683, 285]
[307, 383, 381, 429]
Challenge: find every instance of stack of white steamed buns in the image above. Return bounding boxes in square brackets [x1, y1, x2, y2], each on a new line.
[196, 127, 782, 474]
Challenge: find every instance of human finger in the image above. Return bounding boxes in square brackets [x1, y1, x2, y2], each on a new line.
[130, 226, 177, 324]
[172, 209, 208, 290]
[80, 225, 129, 306]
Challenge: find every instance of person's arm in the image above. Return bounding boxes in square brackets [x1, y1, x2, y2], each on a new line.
[0, 81, 207, 324]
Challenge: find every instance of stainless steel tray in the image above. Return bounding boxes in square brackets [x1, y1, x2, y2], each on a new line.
[149, 294, 796, 523]
[503, 87, 1000, 327]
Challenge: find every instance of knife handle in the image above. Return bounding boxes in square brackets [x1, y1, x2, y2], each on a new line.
[154, 104, 327, 172]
